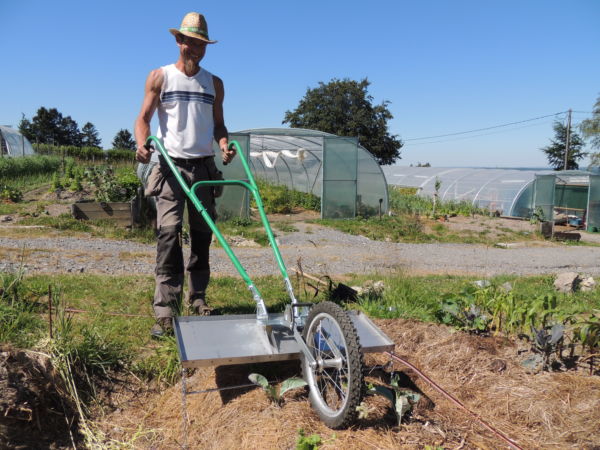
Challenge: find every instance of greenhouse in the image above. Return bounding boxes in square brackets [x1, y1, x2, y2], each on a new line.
[382, 166, 550, 217]
[382, 166, 600, 231]
[217, 128, 389, 219]
[534, 171, 600, 232]
[0, 126, 35, 157]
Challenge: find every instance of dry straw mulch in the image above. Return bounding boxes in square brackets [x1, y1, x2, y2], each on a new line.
[102, 319, 600, 449]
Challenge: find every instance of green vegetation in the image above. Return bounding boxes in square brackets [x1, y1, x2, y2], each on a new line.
[254, 179, 320, 214]
[84, 165, 141, 202]
[283, 78, 402, 165]
[0, 270, 46, 347]
[216, 217, 269, 246]
[541, 120, 586, 170]
[367, 374, 421, 424]
[0, 155, 62, 179]
[17, 213, 156, 243]
[388, 185, 488, 217]
[315, 215, 537, 245]
[248, 372, 307, 406]
[296, 429, 323, 450]
[351, 273, 600, 369]
[0, 185, 23, 203]
[3, 271, 598, 379]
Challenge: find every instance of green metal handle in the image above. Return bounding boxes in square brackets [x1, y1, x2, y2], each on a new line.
[145, 136, 298, 320]
[145, 137, 255, 285]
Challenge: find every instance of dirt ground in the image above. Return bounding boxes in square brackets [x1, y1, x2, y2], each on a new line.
[0, 347, 81, 449]
[94, 319, 600, 449]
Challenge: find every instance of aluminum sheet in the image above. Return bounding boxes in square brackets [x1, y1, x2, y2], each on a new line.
[175, 311, 394, 368]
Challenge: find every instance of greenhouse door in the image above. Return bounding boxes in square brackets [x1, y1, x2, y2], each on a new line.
[587, 175, 600, 232]
[322, 137, 358, 219]
[216, 133, 250, 220]
[533, 174, 555, 222]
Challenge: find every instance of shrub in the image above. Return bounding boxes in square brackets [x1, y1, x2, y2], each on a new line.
[0, 185, 23, 202]
[0, 155, 61, 179]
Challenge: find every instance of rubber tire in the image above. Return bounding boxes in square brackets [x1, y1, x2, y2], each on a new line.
[301, 301, 364, 429]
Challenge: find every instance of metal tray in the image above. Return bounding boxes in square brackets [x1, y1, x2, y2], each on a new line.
[174, 311, 395, 368]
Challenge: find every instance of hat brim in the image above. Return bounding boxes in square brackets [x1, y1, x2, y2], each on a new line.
[169, 28, 217, 44]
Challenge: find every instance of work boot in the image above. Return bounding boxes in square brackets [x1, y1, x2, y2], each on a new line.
[190, 296, 213, 316]
[151, 317, 173, 338]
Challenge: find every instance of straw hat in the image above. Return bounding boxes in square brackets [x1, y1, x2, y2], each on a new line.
[169, 12, 217, 44]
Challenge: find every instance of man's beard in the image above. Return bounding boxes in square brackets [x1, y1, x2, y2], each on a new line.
[181, 48, 201, 73]
[183, 57, 198, 73]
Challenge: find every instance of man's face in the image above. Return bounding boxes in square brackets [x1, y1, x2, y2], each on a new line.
[179, 35, 207, 62]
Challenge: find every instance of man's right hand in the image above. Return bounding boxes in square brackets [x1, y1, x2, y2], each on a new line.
[136, 144, 152, 164]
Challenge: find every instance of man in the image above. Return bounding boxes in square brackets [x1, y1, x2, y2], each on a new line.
[135, 12, 236, 337]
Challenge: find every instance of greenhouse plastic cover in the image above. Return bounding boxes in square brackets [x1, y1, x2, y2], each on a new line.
[0, 126, 35, 157]
[382, 166, 552, 217]
[238, 128, 388, 218]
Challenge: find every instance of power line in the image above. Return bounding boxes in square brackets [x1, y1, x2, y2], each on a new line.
[403, 120, 555, 146]
[404, 111, 567, 141]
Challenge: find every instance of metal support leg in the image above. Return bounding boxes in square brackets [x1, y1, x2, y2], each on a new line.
[180, 368, 189, 449]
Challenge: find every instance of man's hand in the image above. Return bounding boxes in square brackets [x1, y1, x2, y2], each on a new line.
[136, 143, 153, 164]
[221, 141, 236, 165]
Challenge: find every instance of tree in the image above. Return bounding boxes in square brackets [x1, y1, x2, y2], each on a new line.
[541, 121, 586, 170]
[580, 94, 600, 150]
[61, 116, 82, 146]
[112, 129, 136, 150]
[580, 94, 600, 168]
[18, 107, 82, 146]
[81, 122, 102, 148]
[283, 78, 403, 165]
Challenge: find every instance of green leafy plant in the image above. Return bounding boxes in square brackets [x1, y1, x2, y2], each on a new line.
[89, 166, 141, 202]
[366, 374, 421, 424]
[0, 185, 23, 202]
[296, 429, 322, 450]
[436, 287, 492, 333]
[248, 373, 307, 406]
[51, 172, 63, 190]
[530, 206, 545, 224]
[530, 323, 565, 370]
[571, 312, 600, 372]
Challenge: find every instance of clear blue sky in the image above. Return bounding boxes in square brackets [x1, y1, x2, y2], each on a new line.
[1, 0, 598, 168]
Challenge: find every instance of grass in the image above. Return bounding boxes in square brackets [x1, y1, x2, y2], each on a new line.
[314, 215, 543, 245]
[0, 270, 46, 347]
[15, 214, 157, 244]
[5, 270, 599, 358]
[3, 172, 56, 192]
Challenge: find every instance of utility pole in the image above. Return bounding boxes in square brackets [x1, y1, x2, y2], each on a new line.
[564, 109, 572, 171]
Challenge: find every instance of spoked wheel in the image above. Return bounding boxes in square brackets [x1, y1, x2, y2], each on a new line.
[301, 301, 364, 429]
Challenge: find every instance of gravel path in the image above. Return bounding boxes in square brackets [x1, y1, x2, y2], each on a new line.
[1, 223, 598, 277]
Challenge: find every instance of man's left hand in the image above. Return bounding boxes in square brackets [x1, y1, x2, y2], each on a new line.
[221, 142, 236, 164]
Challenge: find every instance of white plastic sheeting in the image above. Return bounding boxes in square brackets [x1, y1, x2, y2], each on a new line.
[382, 166, 553, 217]
[237, 128, 388, 218]
[0, 126, 35, 157]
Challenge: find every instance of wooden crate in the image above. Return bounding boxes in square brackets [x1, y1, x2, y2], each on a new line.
[71, 201, 133, 227]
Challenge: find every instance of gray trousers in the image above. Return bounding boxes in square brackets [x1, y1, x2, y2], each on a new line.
[152, 156, 219, 319]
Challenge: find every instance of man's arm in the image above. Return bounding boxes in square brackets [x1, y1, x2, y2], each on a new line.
[135, 68, 163, 163]
[213, 75, 236, 164]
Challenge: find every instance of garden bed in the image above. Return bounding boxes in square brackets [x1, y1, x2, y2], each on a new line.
[95, 318, 600, 449]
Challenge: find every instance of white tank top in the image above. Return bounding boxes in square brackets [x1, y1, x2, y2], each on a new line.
[156, 64, 215, 158]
